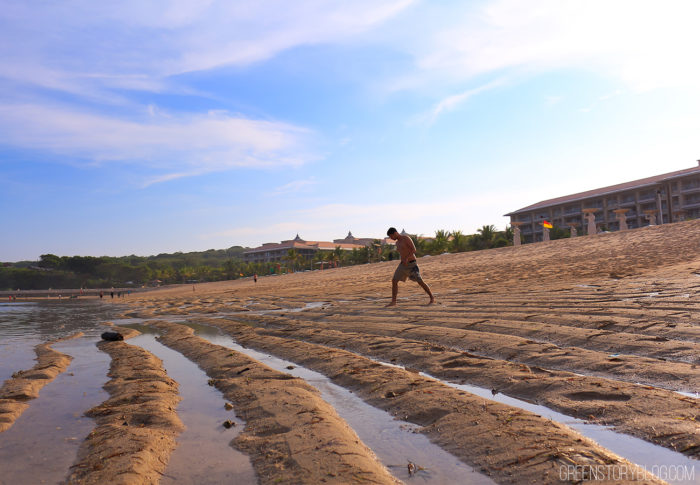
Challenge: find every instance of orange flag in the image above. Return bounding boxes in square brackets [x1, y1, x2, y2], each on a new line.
[543, 220, 553, 229]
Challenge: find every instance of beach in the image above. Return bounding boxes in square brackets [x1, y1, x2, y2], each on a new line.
[1, 220, 699, 484]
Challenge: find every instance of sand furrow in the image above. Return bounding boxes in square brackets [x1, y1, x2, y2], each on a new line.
[0, 333, 82, 433]
[192, 317, 670, 484]
[201, 315, 699, 459]
[64, 327, 184, 485]
[145, 320, 400, 485]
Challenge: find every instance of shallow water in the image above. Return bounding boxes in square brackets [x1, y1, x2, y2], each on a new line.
[124, 326, 256, 485]
[182, 322, 496, 485]
[0, 301, 122, 484]
[366, 357, 698, 485]
[0, 300, 119, 385]
[0, 337, 110, 485]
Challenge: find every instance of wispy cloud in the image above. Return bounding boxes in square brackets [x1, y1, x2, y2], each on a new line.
[421, 78, 506, 124]
[0, 103, 317, 183]
[0, 0, 415, 96]
[268, 178, 319, 196]
[402, 0, 700, 93]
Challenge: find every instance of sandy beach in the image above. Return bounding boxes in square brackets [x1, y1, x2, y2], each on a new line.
[1, 220, 699, 484]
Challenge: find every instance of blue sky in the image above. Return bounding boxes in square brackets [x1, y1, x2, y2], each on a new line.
[2, 0, 699, 261]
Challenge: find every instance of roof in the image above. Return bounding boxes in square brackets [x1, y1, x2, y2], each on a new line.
[243, 239, 366, 255]
[505, 164, 700, 216]
[243, 241, 316, 254]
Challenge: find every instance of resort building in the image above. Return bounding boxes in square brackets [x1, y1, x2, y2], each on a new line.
[243, 233, 394, 264]
[505, 162, 700, 243]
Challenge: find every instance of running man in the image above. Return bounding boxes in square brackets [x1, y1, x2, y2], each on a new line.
[385, 227, 435, 306]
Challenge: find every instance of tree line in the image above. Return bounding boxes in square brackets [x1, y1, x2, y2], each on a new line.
[1, 225, 517, 290]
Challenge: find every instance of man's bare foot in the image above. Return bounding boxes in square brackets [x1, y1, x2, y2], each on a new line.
[385, 301, 397, 307]
[427, 298, 435, 305]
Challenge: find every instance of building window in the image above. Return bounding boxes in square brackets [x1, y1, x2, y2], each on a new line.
[620, 192, 635, 204]
[682, 177, 700, 191]
[683, 192, 700, 206]
[638, 189, 655, 201]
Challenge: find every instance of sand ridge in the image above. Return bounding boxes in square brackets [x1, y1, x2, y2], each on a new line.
[146, 320, 400, 485]
[0, 332, 82, 433]
[64, 326, 184, 485]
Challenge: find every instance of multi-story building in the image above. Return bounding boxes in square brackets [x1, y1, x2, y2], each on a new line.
[243, 233, 393, 264]
[505, 162, 700, 243]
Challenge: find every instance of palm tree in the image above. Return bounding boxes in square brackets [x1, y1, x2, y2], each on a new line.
[432, 229, 450, 254]
[475, 225, 497, 249]
[312, 250, 327, 270]
[450, 230, 468, 252]
[328, 252, 338, 267]
[333, 246, 344, 267]
[410, 235, 428, 257]
[285, 249, 300, 272]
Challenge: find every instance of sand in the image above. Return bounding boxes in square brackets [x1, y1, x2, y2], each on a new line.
[63, 325, 184, 485]
[119, 220, 699, 483]
[0, 333, 82, 432]
[2, 219, 699, 483]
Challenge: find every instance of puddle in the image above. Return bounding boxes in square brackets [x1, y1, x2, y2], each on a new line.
[241, 301, 327, 316]
[123, 325, 256, 485]
[181, 322, 496, 485]
[0, 339, 40, 385]
[0, 337, 110, 485]
[0, 300, 119, 385]
[426, 375, 697, 484]
[364, 355, 698, 485]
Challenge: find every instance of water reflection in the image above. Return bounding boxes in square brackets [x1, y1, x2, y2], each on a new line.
[0, 300, 120, 388]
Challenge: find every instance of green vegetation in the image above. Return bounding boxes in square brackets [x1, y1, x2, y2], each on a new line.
[0, 247, 277, 290]
[1, 225, 515, 290]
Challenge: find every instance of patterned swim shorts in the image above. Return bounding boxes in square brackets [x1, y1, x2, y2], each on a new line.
[393, 260, 422, 282]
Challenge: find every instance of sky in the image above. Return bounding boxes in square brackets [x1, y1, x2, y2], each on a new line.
[2, 0, 700, 261]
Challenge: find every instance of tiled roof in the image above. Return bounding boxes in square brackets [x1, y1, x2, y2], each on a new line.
[243, 241, 316, 254]
[505, 164, 700, 216]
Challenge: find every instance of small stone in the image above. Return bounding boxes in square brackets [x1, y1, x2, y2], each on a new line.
[286, 365, 295, 370]
[223, 420, 235, 429]
[385, 391, 397, 398]
[224, 402, 234, 410]
[207, 379, 215, 386]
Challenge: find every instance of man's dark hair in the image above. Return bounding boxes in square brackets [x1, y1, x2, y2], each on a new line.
[387, 227, 398, 236]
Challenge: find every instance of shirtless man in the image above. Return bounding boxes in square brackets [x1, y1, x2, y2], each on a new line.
[385, 227, 435, 306]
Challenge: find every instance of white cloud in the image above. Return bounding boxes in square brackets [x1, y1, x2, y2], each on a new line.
[0, 103, 317, 181]
[268, 178, 319, 196]
[403, 0, 700, 92]
[423, 78, 506, 124]
[0, 0, 415, 94]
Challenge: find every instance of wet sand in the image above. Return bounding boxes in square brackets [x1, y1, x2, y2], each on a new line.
[0, 333, 82, 432]
[1, 220, 699, 483]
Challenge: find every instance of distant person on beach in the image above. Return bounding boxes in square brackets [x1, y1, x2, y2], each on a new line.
[254, 274, 258, 284]
[99, 291, 103, 299]
[385, 227, 435, 307]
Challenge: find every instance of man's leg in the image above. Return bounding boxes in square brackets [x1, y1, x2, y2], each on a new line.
[385, 279, 399, 307]
[417, 279, 435, 304]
